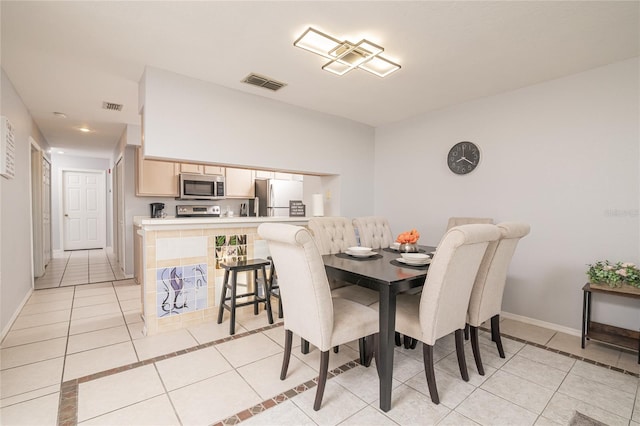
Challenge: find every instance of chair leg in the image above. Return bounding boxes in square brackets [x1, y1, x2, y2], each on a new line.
[464, 323, 470, 340]
[314, 350, 330, 411]
[363, 334, 375, 367]
[455, 329, 469, 382]
[278, 297, 283, 319]
[216, 269, 230, 324]
[491, 315, 505, 358]
[403, 335, 412, 349]
[301, 338, 310, 354]
[470, 326, 485, 376]
[395, 332, 402, 346]
[333, 346, 339, 353]
[358, 338, 367, 365]
[409, 338, 418, 349]
[280, 330, 293, 380]
[422, 343, 439, 404]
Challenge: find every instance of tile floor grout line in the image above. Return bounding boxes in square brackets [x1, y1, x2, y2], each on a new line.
[55, 322, 286, 426]
[57, 285, 77, 426]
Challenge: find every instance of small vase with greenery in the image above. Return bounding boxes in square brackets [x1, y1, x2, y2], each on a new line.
[586, 260, 640, 288]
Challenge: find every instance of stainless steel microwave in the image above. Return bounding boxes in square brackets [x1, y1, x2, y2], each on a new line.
[179, 173, 225, 200]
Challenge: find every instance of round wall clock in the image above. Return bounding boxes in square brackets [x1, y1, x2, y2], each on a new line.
[447, 141, 480, 175]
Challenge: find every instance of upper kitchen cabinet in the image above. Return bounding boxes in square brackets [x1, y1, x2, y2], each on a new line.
[136, 148, 179, 197]
[178, 163, 225, 175]
[225, 167, 255, 198]
[257, 171, 303, 182]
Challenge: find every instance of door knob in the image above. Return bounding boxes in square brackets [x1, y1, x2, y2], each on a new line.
[65, 214, 69, 217]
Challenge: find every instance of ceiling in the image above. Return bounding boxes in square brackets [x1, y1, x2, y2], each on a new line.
[1, 1, 638, 159]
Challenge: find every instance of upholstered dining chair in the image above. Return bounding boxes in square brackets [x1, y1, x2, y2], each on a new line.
[446, 217, 493, 231]
[257, 223, 378, 411]
[352, 216, 394, 249]
[383, 224, 501, 404]
[467, 222, 530, 375]
[308, 217, 379, 306]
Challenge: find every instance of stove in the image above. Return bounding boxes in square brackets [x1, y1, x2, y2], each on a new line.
[176, 205, 221, 217]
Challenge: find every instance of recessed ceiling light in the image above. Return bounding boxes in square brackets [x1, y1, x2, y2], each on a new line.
[57, 151, 65, 154]
[77, 127, 91, 133]
[53, 112, 67, 118]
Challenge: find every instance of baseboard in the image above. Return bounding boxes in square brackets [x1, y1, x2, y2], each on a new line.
[501, 311, 581, 337]
[1, 288, 33, 341]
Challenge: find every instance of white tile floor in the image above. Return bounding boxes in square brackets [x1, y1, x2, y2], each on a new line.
[1, 273, 638, 425]
[33, 249, 126, 290]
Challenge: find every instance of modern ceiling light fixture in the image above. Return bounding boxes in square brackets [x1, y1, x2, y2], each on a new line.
[294, 27, 401, 77]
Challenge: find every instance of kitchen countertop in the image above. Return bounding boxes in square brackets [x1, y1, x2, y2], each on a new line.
[134, 215, 310, 230]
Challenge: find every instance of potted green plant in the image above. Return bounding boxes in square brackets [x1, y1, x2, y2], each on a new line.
[586, 260, 640, 288]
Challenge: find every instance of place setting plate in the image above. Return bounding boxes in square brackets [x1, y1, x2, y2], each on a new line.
[336, 247, 382, 261]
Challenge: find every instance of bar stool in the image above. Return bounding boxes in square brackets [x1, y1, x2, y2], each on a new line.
[266, 256, 283, 319]
[217, 258, 274, 335]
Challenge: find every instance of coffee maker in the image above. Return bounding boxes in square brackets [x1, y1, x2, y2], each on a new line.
[150, 203, 165, 218]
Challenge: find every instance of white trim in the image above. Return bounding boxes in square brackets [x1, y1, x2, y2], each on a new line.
[1, 288, 33, 340]
[501, 310, 581, 337]
[53, 249, 64, 256]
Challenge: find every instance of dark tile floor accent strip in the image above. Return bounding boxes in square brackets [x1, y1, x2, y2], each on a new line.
[56, 322, 284, 426]
[56, 324, 639, 426]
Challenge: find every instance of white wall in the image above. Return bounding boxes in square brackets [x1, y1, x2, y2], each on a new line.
[140, 67, 375, 218]
[50, 154, 112, 251]
[0, 69, 50, 335]
[375, 58, 639, 331]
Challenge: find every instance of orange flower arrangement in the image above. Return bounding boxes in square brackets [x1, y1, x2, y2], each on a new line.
[396, 229, 420, 244]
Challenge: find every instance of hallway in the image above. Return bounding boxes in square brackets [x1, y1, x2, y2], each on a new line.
[34, 249, 126, 290]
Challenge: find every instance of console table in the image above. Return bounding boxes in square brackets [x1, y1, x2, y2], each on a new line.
[581, 283, 640, 364]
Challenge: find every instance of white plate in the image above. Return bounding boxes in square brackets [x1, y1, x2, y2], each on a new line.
[346, 250, 376, 258]
[397, 257, 431, 266]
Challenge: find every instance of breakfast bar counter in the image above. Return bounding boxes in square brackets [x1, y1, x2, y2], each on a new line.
[134, 216, 309, 335]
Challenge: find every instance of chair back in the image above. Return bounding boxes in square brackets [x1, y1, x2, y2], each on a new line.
[352, 216, 394, 249]
[257, 223, 334, 349]
[446, 217, 493, 231]
[308, 217, 358, 255]
[467, 222, 530, 326]
[419, 224, 501, 344]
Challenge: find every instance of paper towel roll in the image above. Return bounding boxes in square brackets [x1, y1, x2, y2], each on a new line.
[312, 193, 324, 217]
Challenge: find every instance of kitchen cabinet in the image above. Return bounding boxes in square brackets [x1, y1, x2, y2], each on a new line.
[225, 167, 255, 198]
[255, 170, 275, 179]
[179, 163, 225, 175]
[136, 148, 179, 197]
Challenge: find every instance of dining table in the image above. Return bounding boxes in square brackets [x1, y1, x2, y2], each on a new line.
[322, 245, 436, 412]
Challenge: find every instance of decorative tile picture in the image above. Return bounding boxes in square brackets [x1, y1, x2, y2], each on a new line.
[215, 234, 247, 268]
[156, 263, 207, 317]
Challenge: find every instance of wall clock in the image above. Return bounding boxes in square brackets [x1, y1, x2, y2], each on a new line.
[447, 141, 480, 175]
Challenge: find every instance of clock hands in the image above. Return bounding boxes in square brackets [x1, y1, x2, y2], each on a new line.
[462, 158, 475, 165]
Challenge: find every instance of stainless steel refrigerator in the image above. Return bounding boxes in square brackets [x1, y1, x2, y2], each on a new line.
[254, 179, 303, 217]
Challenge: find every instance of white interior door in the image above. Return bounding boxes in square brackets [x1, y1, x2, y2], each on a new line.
[43, 158, 51, 264]
[31, 146, 44, 277]
[63, 170, 106, 250]
[115, 158, 126, 270]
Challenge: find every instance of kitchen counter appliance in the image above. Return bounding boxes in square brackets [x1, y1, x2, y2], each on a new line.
[254, 179, 303, 217]
[179, 173, 225, 200]
[150, 202, 165, 218]
[176, 205, 221, 217]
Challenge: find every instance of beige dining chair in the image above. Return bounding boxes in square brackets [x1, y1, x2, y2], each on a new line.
[352, 216, 394, 249]
[308, 217, 379, 306]
[446, 217, 493, 231]
[467, 221, 530, 375]
[257, 223, 378, 411]
[385, 224, 501, 404]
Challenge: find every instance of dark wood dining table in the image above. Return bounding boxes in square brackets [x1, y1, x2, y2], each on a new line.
[322, 245, 436, 412]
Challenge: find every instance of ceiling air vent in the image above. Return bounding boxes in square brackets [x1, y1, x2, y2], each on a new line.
[102, 101, 123, 111]
[241, 73, 287, 91]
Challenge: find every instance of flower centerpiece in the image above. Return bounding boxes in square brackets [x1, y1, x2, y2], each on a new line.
[397, 229, 420, 253]
[586, 260, 640, 288]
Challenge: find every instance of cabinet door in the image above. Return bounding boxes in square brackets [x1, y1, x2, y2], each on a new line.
[255, 170, 275, 179]
[136, 148, 179, 196]
[203, 165, 225, 175]
[179, 163, 203, 174]
[225, 168, 255, 198]
[274, 172, 292, 180]
[134, 225, 143, 285]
